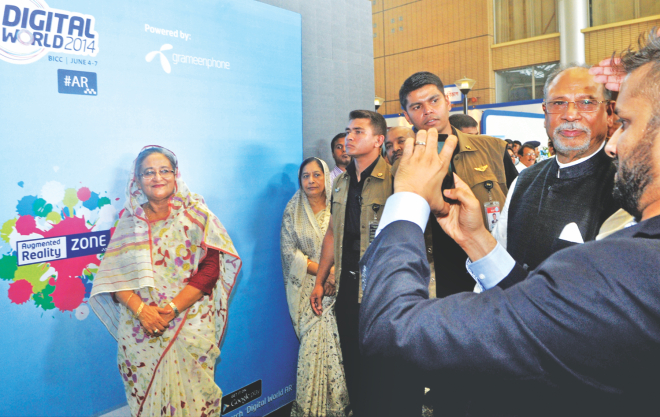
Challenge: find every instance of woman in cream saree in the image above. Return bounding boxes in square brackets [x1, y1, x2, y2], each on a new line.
[90, 146, 241, 417]
[281, 157, 349, 417]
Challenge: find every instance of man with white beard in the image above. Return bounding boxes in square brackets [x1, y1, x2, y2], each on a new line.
[491, 65, 620, 271]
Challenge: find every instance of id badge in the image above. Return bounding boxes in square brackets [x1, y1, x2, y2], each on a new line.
[369, 203, 381, 243]
[484, 201, 500, 232]
[369, 222, 378, 243]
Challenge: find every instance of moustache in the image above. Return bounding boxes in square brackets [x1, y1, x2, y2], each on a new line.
[390, 150, 403, 161]
[554, 122, 591, 136]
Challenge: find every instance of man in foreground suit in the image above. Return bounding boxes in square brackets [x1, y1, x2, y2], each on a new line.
[359, 31, 660, 416]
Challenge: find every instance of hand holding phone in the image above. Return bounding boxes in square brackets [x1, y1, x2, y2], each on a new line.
[437, 134, 459, 202]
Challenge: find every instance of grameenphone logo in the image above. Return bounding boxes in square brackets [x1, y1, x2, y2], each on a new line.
[145, 43, 172, 73]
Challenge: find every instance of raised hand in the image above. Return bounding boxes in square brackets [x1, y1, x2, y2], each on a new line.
[394, 128, 457, 215]
[588, 57, 625, 91]
[435, 175, 496, 261]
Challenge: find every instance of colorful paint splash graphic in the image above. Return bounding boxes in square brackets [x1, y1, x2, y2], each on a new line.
[0, 181, 119, 320]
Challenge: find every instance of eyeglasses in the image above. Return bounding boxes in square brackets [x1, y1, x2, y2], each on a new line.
[523, 152, 536, 157]
[140, 169, 175, 181]
[544, 99, 609, 114]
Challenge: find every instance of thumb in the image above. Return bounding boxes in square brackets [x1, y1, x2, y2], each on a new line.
[442, 174, 475, 205]
[453, 173, 470, 190]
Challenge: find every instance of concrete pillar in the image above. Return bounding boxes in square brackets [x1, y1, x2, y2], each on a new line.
[558, 0, 588, 65]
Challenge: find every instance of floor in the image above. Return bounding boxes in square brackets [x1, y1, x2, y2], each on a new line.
[99, 400, 429, 416]
[97, 402, 294, 417]
[98, 405, 130, 417]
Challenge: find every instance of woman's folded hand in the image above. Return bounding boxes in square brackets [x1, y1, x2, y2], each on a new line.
[139, 304, 170, 336]
[157, 305, 176, 324]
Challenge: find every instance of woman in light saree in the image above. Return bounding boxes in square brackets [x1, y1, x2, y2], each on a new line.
[90, 146, 241, 416]
[281, 157, 349, 417]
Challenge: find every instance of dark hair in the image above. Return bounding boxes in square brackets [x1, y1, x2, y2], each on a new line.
[449, 114, 478, 130]
[330, 132, 347, 151]
[135, 147, 177, 179]
[298, 157, 324, 188]
[518, 144, 536, 157]
[513, 140, 522, 146]
[618, 28, 660, 118]
[399, 71, 445, 110]
[543, 64, 612, 101]
[504, 139, 513, 144]
[348, 110, 387, 137]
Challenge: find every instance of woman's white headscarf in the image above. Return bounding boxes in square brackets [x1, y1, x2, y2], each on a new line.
[90, 145, 241, 342]
[280, 158, 332, 337]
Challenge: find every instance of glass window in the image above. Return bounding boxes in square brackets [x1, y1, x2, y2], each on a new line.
[494, 0, 558, 44]
[590, 0, 660, 26]
[496, 62, 559, 103]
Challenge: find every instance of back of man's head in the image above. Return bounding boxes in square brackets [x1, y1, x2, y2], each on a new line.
[399, 71, 445, 110]
[607, 28, 660, 219]
[349, 110, 387, 137]
[449, 114, 479, 133]
[331, 132, 347, 151]
[619, 29, 660, 116]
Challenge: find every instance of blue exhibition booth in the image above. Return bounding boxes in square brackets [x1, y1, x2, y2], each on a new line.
[0, 0, 302, 415]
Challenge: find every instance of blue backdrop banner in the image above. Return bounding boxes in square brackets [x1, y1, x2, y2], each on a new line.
[0, 0, 302, 415]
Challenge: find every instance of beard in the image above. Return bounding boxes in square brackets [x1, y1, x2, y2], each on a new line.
[552, 122, 592, 155]
[389, 150, 402, 164]
[333, 153, 351, 167]
[612, 116, 659, 220]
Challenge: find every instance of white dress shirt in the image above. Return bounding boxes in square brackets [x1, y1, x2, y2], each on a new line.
[377, 192, 515, 292]
[492, 141, 607, 250]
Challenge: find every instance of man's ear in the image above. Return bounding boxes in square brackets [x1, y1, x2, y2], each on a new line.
[403, 110, 412, 125]
[375, 135, 385, 148]
[606, 100, 616, 127]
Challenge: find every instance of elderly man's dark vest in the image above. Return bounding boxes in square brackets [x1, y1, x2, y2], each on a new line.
[506, 148, 620, 270]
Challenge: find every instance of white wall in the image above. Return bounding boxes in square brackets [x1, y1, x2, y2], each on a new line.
[256, 0, 376, 165]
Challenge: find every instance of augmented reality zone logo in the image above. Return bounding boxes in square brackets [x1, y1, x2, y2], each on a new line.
[0, 181, 119, 320]
[0, 0, 99, 64]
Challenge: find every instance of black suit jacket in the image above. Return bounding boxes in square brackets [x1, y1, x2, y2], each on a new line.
[359, 217, 660, 416]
